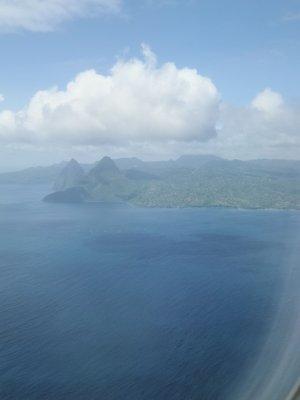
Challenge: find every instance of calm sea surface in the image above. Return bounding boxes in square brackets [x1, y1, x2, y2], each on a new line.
[0, 184, 299, 400]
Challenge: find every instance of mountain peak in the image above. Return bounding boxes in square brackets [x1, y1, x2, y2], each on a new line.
[87, 156, 121, 184]
[53, 159, 84, 191]
[63, 158, 82, 170]
[93, 156, 120, 174]
[69, 158, 80, 165]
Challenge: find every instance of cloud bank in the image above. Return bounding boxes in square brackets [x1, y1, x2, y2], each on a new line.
[213, 88, 300, 159]
[0, 45, 220, 146]
[0, 46, 299, 160]
[0, 0, 121, 32]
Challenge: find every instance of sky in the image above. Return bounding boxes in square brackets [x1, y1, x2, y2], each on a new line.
[0, 0, 299, 171]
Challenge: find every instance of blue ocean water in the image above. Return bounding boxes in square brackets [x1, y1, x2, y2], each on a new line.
[0, 184, 299, 400]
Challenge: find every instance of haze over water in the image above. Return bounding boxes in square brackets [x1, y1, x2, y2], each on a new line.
[0, 184, 299, 400]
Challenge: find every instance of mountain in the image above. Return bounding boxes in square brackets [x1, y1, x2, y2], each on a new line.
[0, 162, 66, 184]
[175, 154, 222, 168]
[43, 155, 300, 209]
[132, 162, 300, 209]
[114, 157, 146, 170]
[0, 154, 226, 185]
[124, 169, 159, 181]
[87, 156, 121, 186]
[45, 157, 152, 204]
[116, 154, 225, 175]
[53, 159, 85, 191]
[2, 155, 299, 209]
[85, 157, 139, 202]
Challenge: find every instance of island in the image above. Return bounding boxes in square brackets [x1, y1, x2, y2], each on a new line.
[40, 155, 300, 209]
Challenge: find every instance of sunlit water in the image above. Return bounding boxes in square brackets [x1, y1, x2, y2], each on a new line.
[0, 185, 299, 400]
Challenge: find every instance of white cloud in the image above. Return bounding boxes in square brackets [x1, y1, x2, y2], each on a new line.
[0, 0, 121, 32]
[251, 88, 284, 114]
[0, 47, 299, 161]
[0, 45, 220, 146]
[203, 89, 300, 159]
[0, 93, 4, 102]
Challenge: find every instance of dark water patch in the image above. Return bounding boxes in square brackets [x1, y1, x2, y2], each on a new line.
[86, 232, 279, 272]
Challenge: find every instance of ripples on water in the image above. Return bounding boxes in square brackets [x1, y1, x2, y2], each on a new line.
[0, 185, 299, 400]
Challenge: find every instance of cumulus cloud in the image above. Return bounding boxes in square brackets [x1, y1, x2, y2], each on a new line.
[0, 47, 299, 160]
[203, 88, 300, 159]
[251, 88, 284, 114]
[0, 45, 220, 146]
[0, 0, 121, 32]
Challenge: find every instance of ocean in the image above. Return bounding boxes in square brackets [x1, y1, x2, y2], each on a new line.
[0, 184, 299, 400]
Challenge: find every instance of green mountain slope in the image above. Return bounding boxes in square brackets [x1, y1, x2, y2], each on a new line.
[3, 155, 299, 209]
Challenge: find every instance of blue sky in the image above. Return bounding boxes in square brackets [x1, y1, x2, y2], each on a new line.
[0, 0, 299, 169]
[0, 0, 299, 109]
